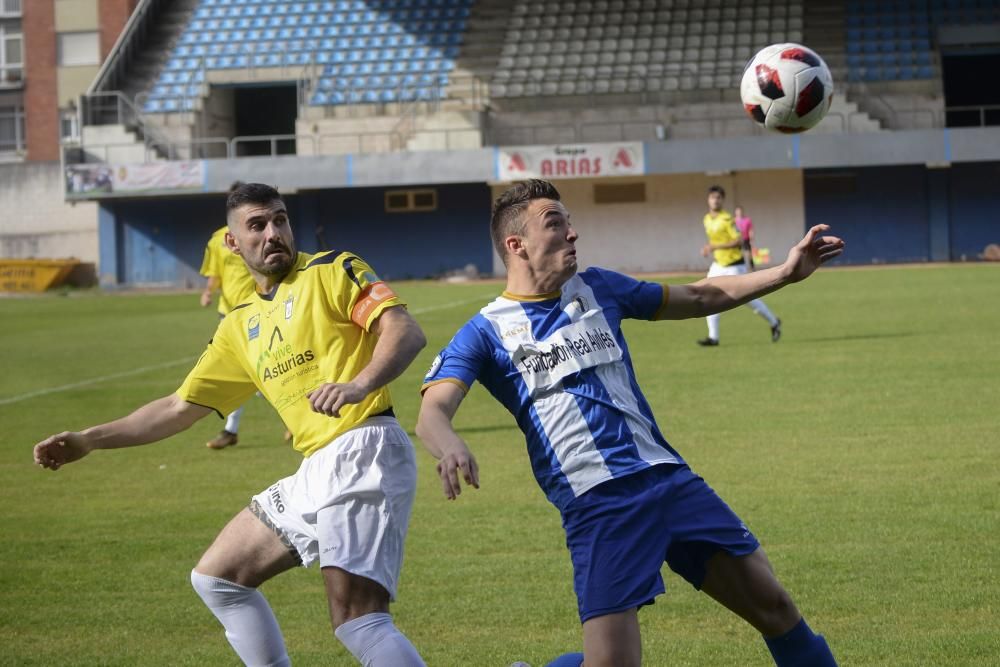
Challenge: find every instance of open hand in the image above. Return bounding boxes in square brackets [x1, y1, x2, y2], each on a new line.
[784, 224, 845, 282]
[33, 431, 92, 470]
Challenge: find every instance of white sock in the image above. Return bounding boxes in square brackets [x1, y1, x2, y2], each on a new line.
[707, 313, 720, 340]
[190, 570, 290, 667]
[334, 612, 425, 667]
[224, 406, 244, 434]
[747, 298, 778, 326]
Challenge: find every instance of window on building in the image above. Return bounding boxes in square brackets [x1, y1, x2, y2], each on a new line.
[57, 31, 100, 67]
[384, 189, 438, 212]
[0, 105, 25, 154]
[0, 22, 22, 84]
[0, 0, 22, 19]
[60, 109, 80, 143]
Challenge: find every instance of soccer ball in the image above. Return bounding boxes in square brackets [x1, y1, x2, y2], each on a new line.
[740, 43, 834, 133]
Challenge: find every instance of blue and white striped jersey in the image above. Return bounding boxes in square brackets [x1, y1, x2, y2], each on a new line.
[422, 267, 684, 512]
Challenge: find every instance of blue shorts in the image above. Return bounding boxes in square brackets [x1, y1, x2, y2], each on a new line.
[562, 464, 760, 622]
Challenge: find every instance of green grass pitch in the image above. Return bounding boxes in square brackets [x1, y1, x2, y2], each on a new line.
[2, 264, 998, 666]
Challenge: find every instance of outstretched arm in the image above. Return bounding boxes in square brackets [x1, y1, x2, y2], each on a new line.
[665, 224, 844, 320]
[416, 382, 480, 500]
[33, 394, 213, 470]
[307, 305, 427, 417]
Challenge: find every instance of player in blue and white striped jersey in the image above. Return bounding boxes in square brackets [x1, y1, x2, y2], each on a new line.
[417, 180, 844, 667]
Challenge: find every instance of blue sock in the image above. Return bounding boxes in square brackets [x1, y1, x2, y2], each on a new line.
[545, 652, 584, 667]
[764, 617, 837, 666]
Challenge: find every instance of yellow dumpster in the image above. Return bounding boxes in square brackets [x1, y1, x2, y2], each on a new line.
[0, 259, 82, 292]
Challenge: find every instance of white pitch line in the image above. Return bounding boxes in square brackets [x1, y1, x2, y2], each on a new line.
[0, 358, 195, 407]
[409, 292, 496, 315]
[0, 292, 496, 407]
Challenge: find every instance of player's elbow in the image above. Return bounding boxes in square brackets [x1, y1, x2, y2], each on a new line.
[414, 406, 435, 445]
[410, 323, 427, 352]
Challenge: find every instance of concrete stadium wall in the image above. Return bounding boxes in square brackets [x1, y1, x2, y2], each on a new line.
[489, 170, 806, 275]
[0, 162, 98, 262]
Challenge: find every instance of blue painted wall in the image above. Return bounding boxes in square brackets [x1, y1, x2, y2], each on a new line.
[803, 165, 932, 264]
[804, 162, 1000, 264]
[100, 182, 493, 286]
[304, 183, 493, 280]
[947, 161, 1000, 260]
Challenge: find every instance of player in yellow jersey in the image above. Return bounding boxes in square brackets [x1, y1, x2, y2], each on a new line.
[698, 185, 781, 346]
[199, 219, 258, 449]
[33, 183, 428, 666]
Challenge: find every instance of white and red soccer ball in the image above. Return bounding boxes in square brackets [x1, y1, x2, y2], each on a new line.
[740, 43, 834, 134]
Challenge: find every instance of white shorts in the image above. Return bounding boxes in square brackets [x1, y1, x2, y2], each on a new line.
[707, 261, 748, 278]
[250, 416, 417, 600]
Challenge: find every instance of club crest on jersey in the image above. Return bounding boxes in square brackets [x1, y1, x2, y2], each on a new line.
[248, 314, 260, 341]
[284, 295, 294, 320]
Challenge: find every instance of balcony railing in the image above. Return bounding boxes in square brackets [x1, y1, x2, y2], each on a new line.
[0, 64, 22, 88]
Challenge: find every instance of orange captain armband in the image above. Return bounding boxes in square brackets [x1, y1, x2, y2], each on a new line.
[350, 281, 399, 329]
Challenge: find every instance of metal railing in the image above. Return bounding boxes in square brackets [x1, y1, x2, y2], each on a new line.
[80, 91, 172, 146]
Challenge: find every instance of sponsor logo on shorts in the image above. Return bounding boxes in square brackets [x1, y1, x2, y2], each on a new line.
[269, 484, 285, 513]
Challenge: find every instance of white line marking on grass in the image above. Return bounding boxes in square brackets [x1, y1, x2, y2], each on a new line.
[0, 292, 496, 406]
[409, 293, 496, 315]
[0, 358, 195, 406]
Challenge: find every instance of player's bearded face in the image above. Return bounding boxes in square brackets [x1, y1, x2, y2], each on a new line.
[230, 201, 297, 276]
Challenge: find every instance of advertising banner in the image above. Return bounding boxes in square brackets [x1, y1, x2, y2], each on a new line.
[497, 142, 644, 181]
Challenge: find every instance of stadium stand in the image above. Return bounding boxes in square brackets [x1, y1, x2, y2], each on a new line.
[841, 0, 999, 82]
[490, 0, 804, 98]
[141, 0, 473, 112]
[76, 0, 996, 160]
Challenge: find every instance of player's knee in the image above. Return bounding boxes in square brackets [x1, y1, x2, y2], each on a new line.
[191, 569, 254, 607]
[322, 568, 390, 629]
[756, 588, 800, 635]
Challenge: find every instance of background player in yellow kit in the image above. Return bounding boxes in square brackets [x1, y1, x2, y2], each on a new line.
[699, 185, 781, 346]
[198, 209, 258, 449]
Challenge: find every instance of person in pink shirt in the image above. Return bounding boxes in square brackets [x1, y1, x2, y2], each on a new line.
[734, 206, 755, 270]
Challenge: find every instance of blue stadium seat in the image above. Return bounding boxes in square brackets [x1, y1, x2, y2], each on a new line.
[863, 67, 885, 81]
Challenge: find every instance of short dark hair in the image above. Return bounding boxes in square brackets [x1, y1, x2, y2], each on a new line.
[707, 185, 726, 198]
[226, 182, 282, 218]
[490, 179, 561, 265]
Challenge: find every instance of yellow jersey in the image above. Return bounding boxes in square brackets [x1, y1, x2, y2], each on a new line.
[199, 226, 258, 316]
[702, 210, 744, 267]
[178, 251, 405, 456]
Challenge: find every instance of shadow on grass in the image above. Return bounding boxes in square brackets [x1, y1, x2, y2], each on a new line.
[785, 331, 922, 344]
